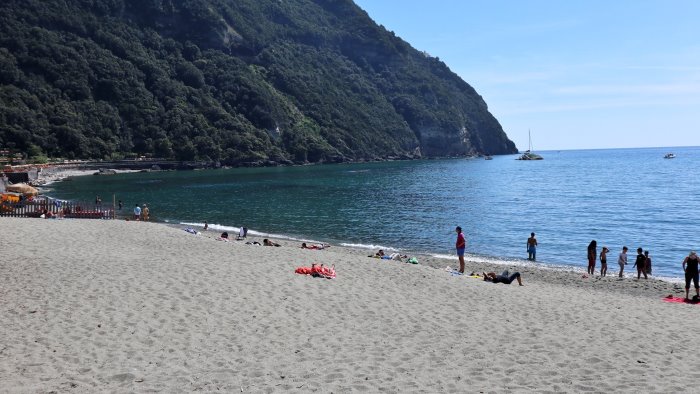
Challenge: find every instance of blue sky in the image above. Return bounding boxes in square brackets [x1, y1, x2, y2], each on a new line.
[353, 0, 700, 151]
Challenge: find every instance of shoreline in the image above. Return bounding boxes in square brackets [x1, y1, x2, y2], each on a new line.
[1, 217, 695, 392]
[38, 167, 687, 286]
[35, 167, 139, 187]
[173, 220, 685, 300]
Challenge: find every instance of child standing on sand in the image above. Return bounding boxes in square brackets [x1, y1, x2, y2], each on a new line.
[600, 247, 609, 277]
[618, 246, 628, 278]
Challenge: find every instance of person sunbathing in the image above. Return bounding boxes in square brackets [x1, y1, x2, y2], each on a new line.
[301, 242, 328, 250]
[483, 270, 523, 285]
[263, 239, 281, 247]
[294, 263, 336, 279]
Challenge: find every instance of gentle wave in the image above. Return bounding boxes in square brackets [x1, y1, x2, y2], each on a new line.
[178, 221, 325, 245]
[339, 242, 399, 251]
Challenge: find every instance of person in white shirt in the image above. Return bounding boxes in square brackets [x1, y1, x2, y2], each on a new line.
[617, 246, 628, 278]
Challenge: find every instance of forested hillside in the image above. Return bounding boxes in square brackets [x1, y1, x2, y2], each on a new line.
[0, 0, 518, 165]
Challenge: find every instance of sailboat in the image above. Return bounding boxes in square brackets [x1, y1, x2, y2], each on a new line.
[516, 130, 543, 160]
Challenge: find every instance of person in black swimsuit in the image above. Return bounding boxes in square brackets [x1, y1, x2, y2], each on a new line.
[599, 247, 609, 277]
[633, 247, 647, 279]
[682, 251, 700, 301]
[587, 240, 597, 275]
[483, 270, 523, 286]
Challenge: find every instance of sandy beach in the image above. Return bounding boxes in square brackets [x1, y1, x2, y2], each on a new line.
[34, 167, 139, 187]
[0, 217, 697, 393]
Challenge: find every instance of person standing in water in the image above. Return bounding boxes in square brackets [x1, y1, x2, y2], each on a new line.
[618, 246, 628, 278]
[599, 247, 610, 277]
[633, 247, 647, 279]
[455, 226, 466, 274]
[682, 251, 699, 301]
[587, 240, 597, 275]
[527, 232, 538, 261]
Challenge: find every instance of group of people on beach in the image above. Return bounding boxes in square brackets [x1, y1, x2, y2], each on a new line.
[521, 232, 700, 300]
[115, 198, 150, 221]
[586, 241, 651, 279]
[455, 226, 699, 296]
[523, 233, 655, 280]
[132, 203, 149, 221]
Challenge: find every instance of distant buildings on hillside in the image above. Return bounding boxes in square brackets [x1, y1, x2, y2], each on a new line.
[0, 149, 25, 166]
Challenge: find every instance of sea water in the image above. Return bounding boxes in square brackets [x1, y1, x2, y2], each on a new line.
[44, 146, 700, 280]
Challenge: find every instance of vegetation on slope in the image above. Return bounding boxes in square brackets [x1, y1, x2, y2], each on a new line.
[0, 0, 517, 165]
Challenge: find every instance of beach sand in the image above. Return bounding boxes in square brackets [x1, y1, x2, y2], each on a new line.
[0, 218, 697, 393]
[34, 167, 138, 187]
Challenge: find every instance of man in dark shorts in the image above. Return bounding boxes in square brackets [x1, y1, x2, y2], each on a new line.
[682, 251, 700, 300]
[527, 232, 538, 261]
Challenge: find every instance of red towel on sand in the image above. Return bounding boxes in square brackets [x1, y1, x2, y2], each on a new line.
[662, 296, 700, 305]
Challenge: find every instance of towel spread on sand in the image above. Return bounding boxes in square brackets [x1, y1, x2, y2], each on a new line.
[444, 267, 482, 278]
[663, 296, 700, 305]
[445, 266, 462, 276]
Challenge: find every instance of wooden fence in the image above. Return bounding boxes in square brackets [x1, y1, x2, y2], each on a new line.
[0, 197, 113, 219]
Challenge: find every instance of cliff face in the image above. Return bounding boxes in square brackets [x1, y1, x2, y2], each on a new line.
[0, 0, 517, 164]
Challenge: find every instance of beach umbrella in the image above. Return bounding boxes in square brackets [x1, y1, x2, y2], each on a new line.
[6, 183, 39, 196]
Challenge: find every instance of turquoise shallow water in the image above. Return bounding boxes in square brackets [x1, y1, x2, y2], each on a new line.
[45, 146, 700, 280]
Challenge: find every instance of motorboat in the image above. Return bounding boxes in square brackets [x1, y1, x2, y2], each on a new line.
[664, 153, 676, 159]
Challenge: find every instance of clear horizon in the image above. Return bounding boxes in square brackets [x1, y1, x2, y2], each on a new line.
[354, 0, 700, 151]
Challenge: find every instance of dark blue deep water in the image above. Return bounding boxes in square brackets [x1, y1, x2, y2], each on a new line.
[45, 146, 700, 280]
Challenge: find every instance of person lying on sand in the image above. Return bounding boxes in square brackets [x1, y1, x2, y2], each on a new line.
[301, 242, 329, 250]
[294, 263, 336, 279]
[263, 239, 281, 247]
[368, 250, 406, 261]
[483, 270, 523, 286]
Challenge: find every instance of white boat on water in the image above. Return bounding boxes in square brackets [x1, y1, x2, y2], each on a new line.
[517, 130, 543, 160]
[664, 153, 676, 159]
